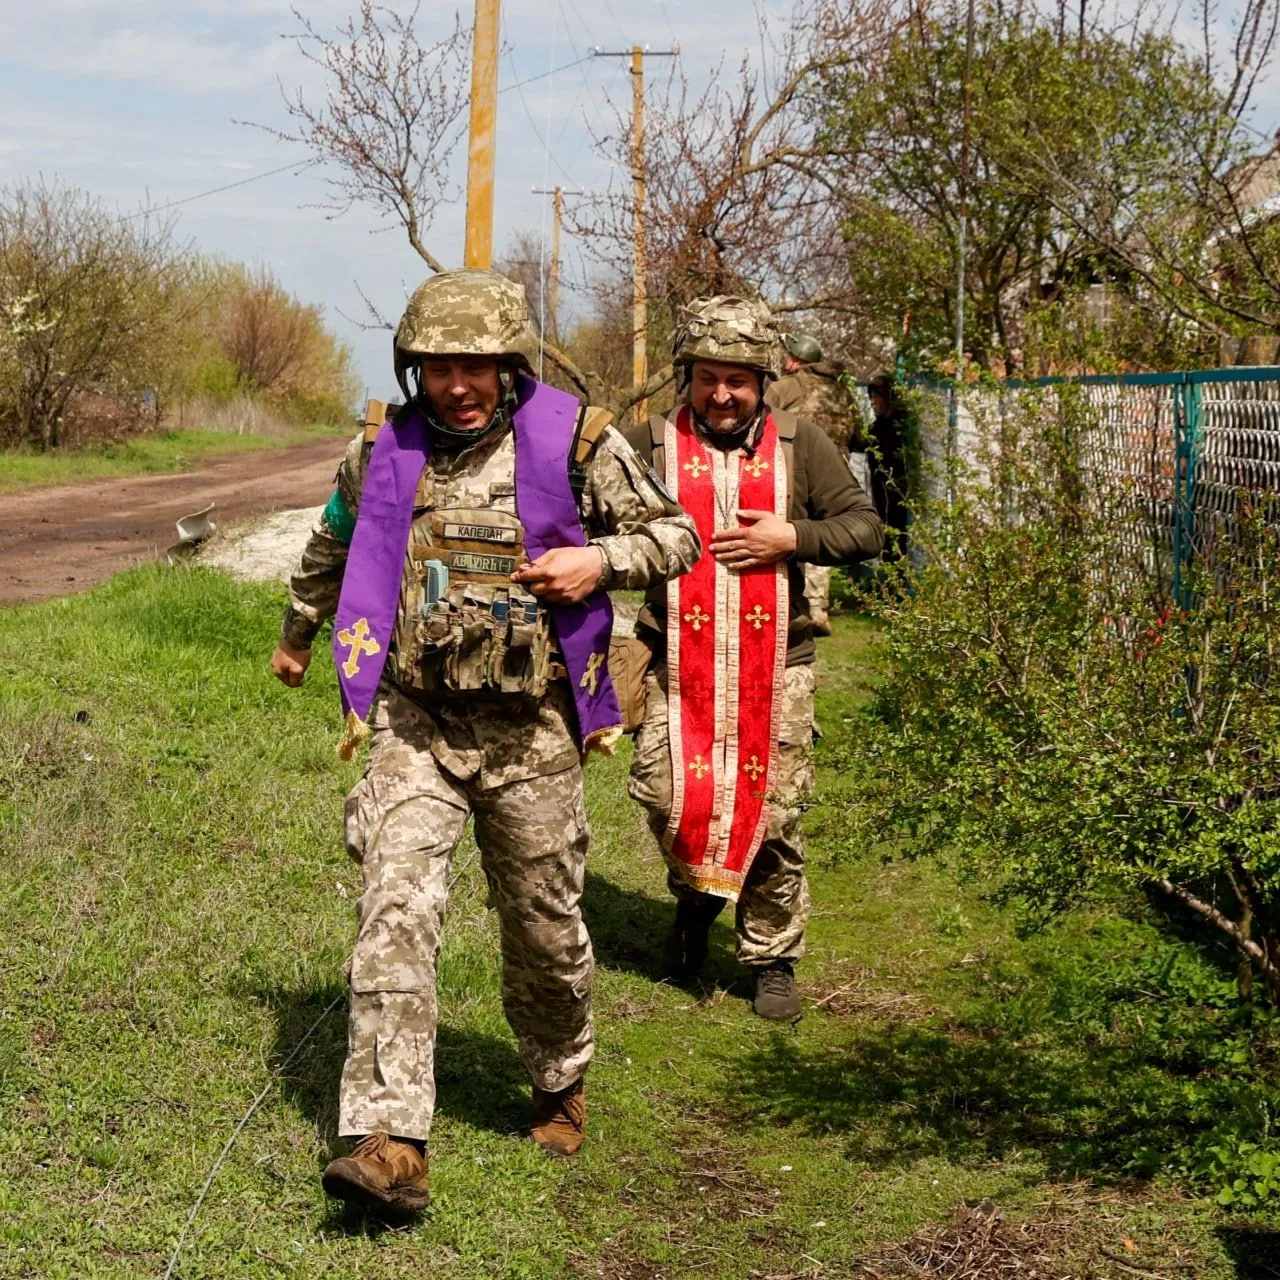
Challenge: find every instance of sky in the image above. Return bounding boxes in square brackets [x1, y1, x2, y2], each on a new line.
[0, 0, 777, 397]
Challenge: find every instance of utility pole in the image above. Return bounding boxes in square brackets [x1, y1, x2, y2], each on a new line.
[593, 44, 678, 419]
[955, 0, 975, 377]
[464, 0, 501, 268]
[532, 186, 582, 343]
[948, 0, 976, 506]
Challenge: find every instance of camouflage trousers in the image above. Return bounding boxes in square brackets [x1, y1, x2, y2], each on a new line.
[628, 663, 815, 965]
[338, 690, 593, 1142]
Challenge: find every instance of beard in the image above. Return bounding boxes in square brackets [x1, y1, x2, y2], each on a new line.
[692, 400, 762, 437]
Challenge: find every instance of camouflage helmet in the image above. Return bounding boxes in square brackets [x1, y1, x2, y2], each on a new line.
[672, 295, 780, 383]
[783, 332, 823, 364]
[393, 268, 539, 398]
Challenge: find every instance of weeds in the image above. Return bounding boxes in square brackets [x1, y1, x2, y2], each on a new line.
[0, 572, 1273, 1276]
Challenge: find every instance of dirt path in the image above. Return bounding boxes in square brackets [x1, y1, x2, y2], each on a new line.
[0, 438, 343, 605]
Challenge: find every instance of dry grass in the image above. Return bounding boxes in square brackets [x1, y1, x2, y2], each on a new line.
[801, 962, 927, 1021]
[858, 1202, 1075, 1278]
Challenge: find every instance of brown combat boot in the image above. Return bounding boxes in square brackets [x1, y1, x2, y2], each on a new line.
[530, 1078, 586, 1156]
[321, 1132, 429, 1213]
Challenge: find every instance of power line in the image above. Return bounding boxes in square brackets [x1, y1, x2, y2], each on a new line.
[499, 52, 593, 95]
[658, 0, 680, 48]
[118, 158, 321, 220]
[598, 0, 630, 45]
[113, 53, 593, 224]
[504, 49, 579, 188]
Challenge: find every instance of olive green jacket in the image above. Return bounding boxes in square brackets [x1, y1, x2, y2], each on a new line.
[623, 408, 883, 666]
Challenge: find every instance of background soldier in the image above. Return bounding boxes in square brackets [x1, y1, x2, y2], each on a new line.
[270, 269, 698, 1213]
[765, 333, 853, 634]
[625, 297, 882, 1023]
[856, 373, 912, 560]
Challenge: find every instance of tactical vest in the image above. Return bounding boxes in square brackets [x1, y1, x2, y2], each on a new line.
[377, 409, 612, 700]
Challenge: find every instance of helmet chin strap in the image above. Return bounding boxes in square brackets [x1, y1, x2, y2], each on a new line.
[415, 364, 520, 449]
[690, 399, 767, 448]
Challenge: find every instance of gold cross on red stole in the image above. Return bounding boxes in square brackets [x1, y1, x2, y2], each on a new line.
[744, 604, 771, 630]
[743, 454, 770, 479]
[683, 604, 710, 631]
[683, 454, 709, 479]
[579, 650, 605, 696]
[336, 617, 381, 678]
[688, 754, 710, 779]
[743, 754, 765, 781]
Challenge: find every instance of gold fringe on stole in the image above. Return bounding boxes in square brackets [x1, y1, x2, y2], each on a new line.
[336, 709, 371, 760]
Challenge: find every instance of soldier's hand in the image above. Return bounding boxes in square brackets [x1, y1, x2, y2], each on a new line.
[512, 546, 607, 604]
[710, 510, 797, 568]
[271, 642, 312, 687]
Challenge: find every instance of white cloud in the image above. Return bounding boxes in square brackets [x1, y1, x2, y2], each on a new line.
[0, 0, 844, 389]
[19, 26, 286, 94]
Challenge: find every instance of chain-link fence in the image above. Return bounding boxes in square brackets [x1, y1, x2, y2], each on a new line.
[913, 368, 1280, 597]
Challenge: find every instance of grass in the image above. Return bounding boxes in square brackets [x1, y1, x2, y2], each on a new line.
[0, 423, 347, 493]
[1, 569, 1279, 1277]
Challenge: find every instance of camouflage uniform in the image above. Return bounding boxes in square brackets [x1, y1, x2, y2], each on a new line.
[624, 299, 881, 989]
[766, 361, 851, 449]
[766, 360, 855, 633]
[629, 664, 816, 963]
[283, 271, 699, 1141]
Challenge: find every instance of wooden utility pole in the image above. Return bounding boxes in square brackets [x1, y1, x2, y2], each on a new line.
[532, 186, 582, 342]
[594, 44, 678, 418]
[464, 0, 501, 268]
[630, 47, 648, 417]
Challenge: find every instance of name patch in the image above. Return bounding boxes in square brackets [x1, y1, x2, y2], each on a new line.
[443, 522, 518, 545]
[489, 482, 517, 498]
[449, 551, 518, 576]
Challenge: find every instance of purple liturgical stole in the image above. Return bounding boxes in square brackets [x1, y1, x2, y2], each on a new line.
[332, 375, 621, 757]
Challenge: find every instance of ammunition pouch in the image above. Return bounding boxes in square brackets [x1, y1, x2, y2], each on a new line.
[395, 506, 561, 699]
[608, 635, 653, 733]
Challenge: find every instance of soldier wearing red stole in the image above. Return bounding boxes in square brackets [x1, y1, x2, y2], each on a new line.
[625, 296, 883, 1021]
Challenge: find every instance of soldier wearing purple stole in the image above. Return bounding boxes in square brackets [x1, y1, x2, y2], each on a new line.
[271, 270, 698, 1212]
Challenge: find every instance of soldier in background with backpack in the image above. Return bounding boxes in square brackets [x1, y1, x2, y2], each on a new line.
[624, 296, 882, 1022]
[766, 332, 856, 635]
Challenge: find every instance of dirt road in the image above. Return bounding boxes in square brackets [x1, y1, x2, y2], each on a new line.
[0, 438, 343, 605]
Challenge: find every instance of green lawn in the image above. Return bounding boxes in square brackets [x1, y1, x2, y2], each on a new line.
[0, 424, 346, 493]
[0, 569, 1276, 1277]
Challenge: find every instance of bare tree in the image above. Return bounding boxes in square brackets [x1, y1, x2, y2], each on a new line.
[1011, 0, 1280, 345]
[248, 2, 471, 274]
[568, 0, 902, 406]
[219, 266, 320, 393]
[0, 180, 190, 448]
[496, 231, 549, 338]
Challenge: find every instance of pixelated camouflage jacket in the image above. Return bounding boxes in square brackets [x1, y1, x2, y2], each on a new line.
[281, 409, 700, 787]
[766, 363, 852, 449]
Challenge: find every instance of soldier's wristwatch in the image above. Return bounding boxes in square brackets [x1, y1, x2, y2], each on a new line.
[592, 544, 611, 590]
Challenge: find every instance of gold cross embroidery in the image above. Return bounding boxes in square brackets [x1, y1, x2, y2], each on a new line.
[688, 754, 710, 779]
[745, 604, 771, 630]
[336, 617, 381, 678]
[743, 455, 770, 479]
[743, 755, 765, 781]
[683, 604, 710, 631]
[683, 454, 709, 479]
[579, 650, 606, 697]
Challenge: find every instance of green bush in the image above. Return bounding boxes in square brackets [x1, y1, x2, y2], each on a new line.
[834, 399, 1280, 1000]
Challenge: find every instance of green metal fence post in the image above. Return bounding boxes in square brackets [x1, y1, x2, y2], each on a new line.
[1173, 375, 1201, 607]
